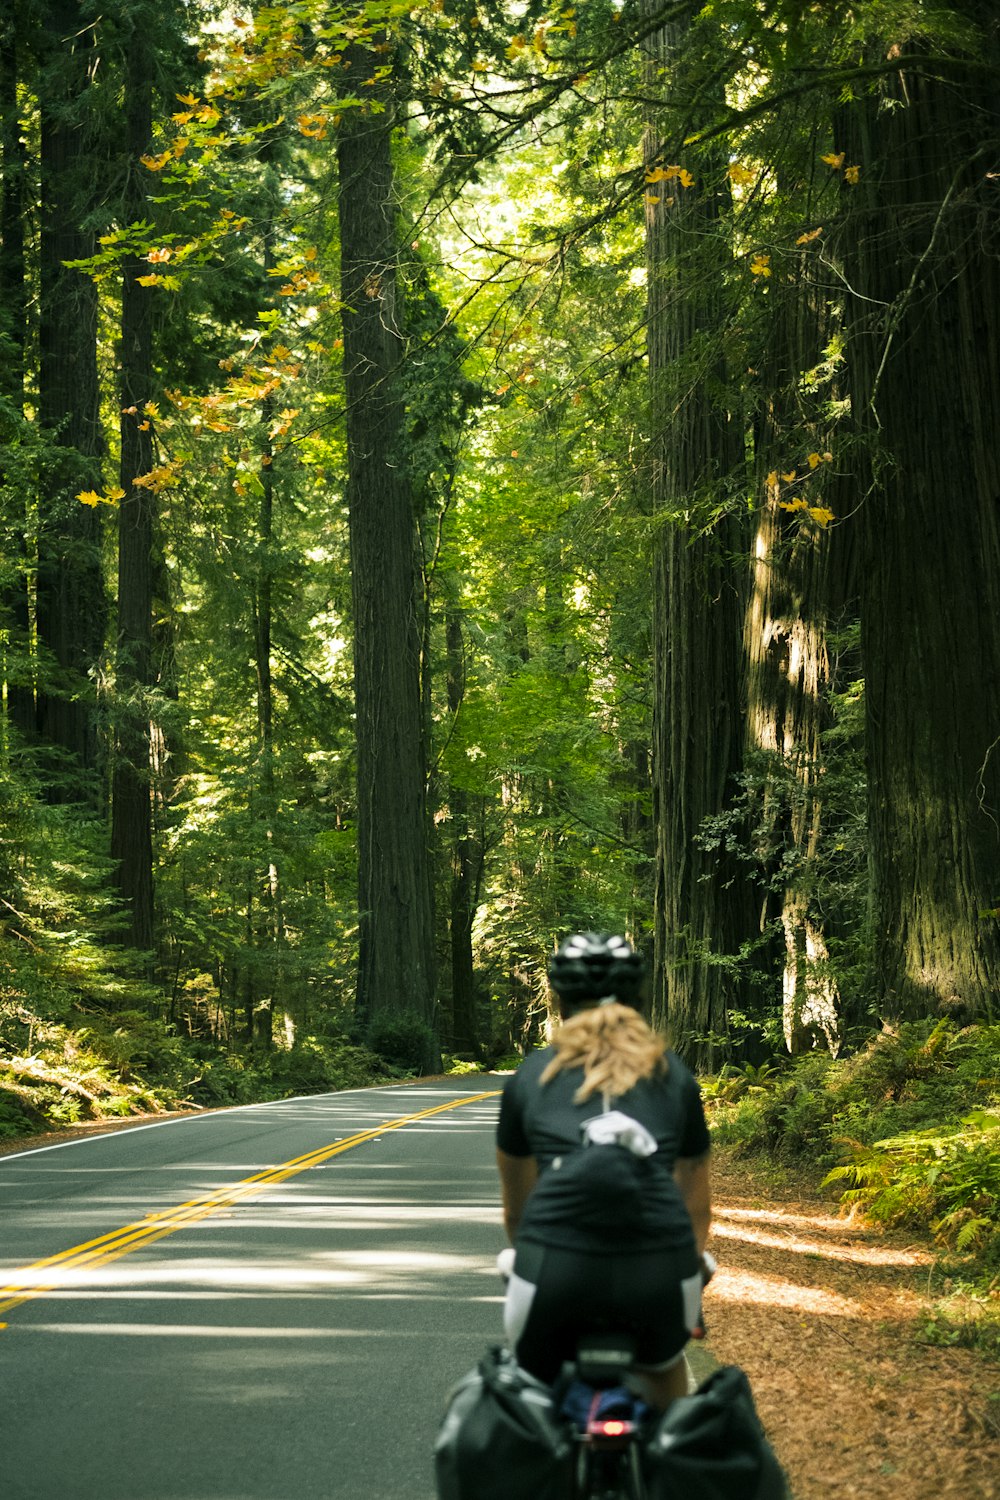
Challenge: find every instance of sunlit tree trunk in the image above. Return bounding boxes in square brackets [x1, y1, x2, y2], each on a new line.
[642, 4, 755, 1066]
[839, 18, 1000, 1021]
[337, 40, 437, 1051]
[745, 264, 856, 1055]
[445, 606, 480, 1056]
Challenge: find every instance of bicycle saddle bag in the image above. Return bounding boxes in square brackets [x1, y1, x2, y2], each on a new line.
[434, 1345, 573, 1500]
[643, 1364, 787, 1500]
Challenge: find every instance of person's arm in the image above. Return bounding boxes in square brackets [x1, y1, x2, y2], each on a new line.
[673, 1152, 711, 1255]
[496, 1148, 538, 1243]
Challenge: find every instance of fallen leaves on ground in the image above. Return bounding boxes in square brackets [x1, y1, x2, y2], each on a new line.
[706, 1148, 999, 1499]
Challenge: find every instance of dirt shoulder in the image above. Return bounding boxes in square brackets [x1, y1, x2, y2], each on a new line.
[706, 1149, 999, 1500]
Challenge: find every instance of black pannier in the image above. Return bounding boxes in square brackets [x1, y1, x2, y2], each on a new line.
[434, 1345, 574, 1500]
[643, 1364, 787, 1500]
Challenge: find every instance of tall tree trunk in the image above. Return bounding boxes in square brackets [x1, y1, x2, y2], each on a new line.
[35, 0, 105, 794]
[839, 18, 1000, 1021]
[111, 21, 155, 951]
[0, 8, 34, 738]
[446, 606, 479, 1056]
[745, 261, 856, 1055]
[642, 5, 755, 1065]
[336, 42, 437, 1045]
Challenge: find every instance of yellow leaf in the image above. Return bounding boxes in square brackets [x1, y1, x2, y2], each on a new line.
[766, 470, 778, 488]
[105, 486, 126, 502]
[77, 490, 101, 508]
[147, 247, 173, 263]
[176, 92, 199, 107]
[140, 151, 172, 172]
[796, 226, 823, 246]
[781, 470, 796, 483]
[750, 255, 771, 277]
[645, 194, 661, 205]
[778, 497, 808, 513]
[809, 506, 835, 526]
[822, 152, 845, 170]
[728, 163, 755, 187]
[136, 274, 162, 287]
[807, 452, 822, 469]
[304, 246, 318, 262]
[138, 421, 150, 432]
[678, 168, 695, 189]
[844, 165, 860, 184]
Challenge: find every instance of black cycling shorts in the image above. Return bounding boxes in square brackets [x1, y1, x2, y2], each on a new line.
[505, 1239, 703, 1386]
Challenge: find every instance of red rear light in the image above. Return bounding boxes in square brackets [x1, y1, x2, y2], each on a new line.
[588, 1418, 635, 1441]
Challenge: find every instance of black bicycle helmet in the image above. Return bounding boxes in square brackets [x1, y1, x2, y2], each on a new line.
[547, 932, 644, 1012]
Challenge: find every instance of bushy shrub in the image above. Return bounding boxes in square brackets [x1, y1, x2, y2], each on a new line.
[709, 1021, 1000, 1267]
[367, 1010, 438, 1074]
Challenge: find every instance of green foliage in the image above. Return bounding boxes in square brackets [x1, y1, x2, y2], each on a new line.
[367, 1010, 438, 1076]
[823, 1111, 1000, 1259]
[711, 1021, 1000, 1269]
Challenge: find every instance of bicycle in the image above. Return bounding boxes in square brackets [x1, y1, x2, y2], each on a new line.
[560, 1331, 651, 1500]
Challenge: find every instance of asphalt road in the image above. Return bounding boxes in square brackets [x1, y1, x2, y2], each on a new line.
[0, 1081, 507, 1500]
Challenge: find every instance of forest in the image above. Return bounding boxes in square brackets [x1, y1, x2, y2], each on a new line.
[0, 0, 998, 1285]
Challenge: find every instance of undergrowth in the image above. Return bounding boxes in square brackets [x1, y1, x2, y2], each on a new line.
[706, 1020, 1000, 1356]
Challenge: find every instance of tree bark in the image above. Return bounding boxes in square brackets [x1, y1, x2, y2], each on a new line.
[35, 0, 105, 793]
[446, 606, 480, 1056]
[642, 5, 756, 1065]
[839, 19, 1000, 1021]
[745, 261, 857, 1055]
[0, 8, 34, 738]
[336, 41, 437, 1041]
[111, 20, 155, 951]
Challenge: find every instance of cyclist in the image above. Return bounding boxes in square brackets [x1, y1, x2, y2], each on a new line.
[496, 933, 712, 1409]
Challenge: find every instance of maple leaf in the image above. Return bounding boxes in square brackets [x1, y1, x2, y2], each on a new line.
[678, 168, 695, 189]
[781, 470, 797, 483]
[175, 92, 199, 107]
[750, 255, 771, 277]
[77, 490, 102, 508]
[822, 151, 845, 170]
[796, 227, 823, 246]
[136, 274, 163, 287]
[844, 165, 861, 184]
[140, 151, 173, 172]
[728, 163, 756, 187]
[766, 470, 778, 488]
[146, 247, 173, 264]
[809, 505, 835, 526]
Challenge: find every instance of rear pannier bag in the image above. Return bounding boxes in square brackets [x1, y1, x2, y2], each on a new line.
[434, 1346, 574, 1500]
[643, 1364, 787, 1500]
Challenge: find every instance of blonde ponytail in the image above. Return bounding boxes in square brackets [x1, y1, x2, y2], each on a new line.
[540, 1003, 667, 1103]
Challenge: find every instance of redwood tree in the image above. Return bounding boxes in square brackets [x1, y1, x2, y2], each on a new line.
[839, 7, 1000, 1021]
[336, 39, 437, 1051]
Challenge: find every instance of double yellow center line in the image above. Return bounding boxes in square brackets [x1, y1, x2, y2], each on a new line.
[0, 1089, 500, 1324]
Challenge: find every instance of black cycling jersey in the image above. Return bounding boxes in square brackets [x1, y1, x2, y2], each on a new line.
[496, 1046, 710, 1254]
